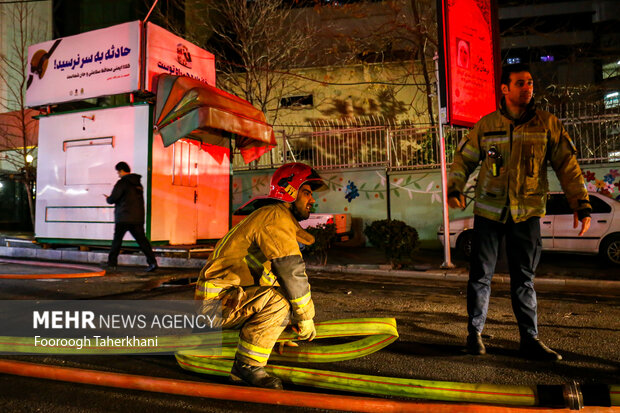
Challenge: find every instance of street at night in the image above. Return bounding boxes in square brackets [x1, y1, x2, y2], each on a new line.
[0, 252, 618, 412]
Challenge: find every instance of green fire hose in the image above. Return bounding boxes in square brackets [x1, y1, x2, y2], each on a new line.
[0, 317, 616, 409]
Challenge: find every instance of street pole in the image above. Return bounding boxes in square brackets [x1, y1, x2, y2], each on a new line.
[434, 52, 454, 269]
[386, 129, 391, 221]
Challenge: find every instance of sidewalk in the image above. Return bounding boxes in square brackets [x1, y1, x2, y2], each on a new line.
[1, 232, 619, 294]
[306, 246, 620, 294]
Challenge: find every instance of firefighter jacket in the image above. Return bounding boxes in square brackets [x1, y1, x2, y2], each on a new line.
[195, 202, 315, 321]
[448, 99, 591, 223]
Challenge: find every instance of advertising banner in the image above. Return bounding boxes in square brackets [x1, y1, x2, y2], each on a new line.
[25, 21, 141, 107]
[440, 0, 499, 128]
[145, 22, 216, 92]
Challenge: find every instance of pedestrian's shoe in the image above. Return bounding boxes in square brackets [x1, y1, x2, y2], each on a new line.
[229, 359, 283, 390]
[104, 263, 117, 271]
[466, 332, 486, 355]
[519, 337, 562, 361]
[145, 263, 158, 272]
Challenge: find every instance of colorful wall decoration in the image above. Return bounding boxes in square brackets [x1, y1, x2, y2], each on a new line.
[233, 162, 620, 248]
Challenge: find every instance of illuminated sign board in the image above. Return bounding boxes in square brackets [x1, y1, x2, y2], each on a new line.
[145, 23, 216, 92]
[439, 0, 499, 128]
[26, 22, 217, 107]
[26, 22, 141, 107]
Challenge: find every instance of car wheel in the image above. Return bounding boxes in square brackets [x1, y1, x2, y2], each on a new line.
[457, 230, 474, 259]
[600, 235, 620, 266]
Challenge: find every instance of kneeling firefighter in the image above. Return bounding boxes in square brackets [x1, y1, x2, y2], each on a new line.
[194, 162, 328, 389]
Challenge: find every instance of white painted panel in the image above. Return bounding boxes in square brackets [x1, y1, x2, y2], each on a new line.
[45, 206, 114, 223]
[35, 104, 149, 242]
[65, 139, 116, 185]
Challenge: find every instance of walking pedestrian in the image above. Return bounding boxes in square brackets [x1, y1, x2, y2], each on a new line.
[104, 162, 158, 272]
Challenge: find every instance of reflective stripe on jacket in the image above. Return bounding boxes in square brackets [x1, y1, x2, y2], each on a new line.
[195, 202, 315, 321]
[448, 104, 590, 223]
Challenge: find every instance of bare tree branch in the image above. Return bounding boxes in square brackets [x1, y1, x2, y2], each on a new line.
[0, 1, 49, 228]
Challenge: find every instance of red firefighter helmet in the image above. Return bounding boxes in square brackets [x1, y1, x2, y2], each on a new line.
[268, 163, 328, 203]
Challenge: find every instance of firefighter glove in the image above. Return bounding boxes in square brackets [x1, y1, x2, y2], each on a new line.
[296, 319, 316, 341]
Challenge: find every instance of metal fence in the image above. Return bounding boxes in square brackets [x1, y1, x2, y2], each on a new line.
[541, 101, 620, 164]
[233, 102, 620, 171]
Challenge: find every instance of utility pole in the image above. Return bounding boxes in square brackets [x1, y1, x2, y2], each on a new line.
[434, 51, 454, 269]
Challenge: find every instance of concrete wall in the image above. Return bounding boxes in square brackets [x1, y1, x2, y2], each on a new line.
[233, 162, 620, 248]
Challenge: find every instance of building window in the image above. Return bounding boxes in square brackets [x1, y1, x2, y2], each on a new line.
[604, 92, 619, 109]
[507, 57, 521, 65]
[540, 55, 554, 62]
[602, 61, 620, 80]
[280, 95, 313, 108]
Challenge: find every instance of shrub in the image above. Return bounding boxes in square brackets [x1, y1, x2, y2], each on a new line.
[363, 219, 419, 267]
[302, 223, 337, 265]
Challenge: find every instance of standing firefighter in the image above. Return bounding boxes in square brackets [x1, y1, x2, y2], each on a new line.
[447, 64, 591, 361]
[195, 163, 327, 389]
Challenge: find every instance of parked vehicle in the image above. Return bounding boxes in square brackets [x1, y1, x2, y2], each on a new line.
[232, 196, 353, 242]
[438, 192, 620, 265]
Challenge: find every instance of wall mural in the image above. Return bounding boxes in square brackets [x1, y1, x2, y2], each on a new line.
[583, 168, 620, 200]
[232, 163, 619, 246]
[324, 171, 443, 203]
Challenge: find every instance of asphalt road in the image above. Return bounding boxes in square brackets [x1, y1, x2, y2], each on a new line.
[0, 262, 618, 412]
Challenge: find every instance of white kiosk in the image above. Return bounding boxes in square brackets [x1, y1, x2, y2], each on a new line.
[28, 22, 275, 246]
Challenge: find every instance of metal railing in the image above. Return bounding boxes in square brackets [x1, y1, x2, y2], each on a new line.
[233, 103, 620, 171]
[541, 101, 620, 164]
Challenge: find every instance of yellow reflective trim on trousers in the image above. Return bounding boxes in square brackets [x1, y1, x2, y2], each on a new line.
[290, 290, 312, 309]
[195, 282, 224, 299]
[237, 339, 270, 364]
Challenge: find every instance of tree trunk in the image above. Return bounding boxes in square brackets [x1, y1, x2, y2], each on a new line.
[410, 0, 435, 126]
[23, 180, 35, 230]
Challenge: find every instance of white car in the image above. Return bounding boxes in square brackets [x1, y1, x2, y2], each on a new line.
[438, 192, 620, 265]
[232, 196, 353, 241]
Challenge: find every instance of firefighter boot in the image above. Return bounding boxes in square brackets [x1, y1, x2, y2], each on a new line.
[519, 337, 562, 361]
[466, 332, 486, 355]
[229, 359, 283, 389]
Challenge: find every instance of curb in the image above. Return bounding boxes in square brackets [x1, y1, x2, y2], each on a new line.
[0, 246, 206, 269]
[306, 264, 620, 294]
[2, 246, 618, 294]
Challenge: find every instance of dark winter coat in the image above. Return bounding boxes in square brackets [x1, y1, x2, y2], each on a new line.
[106, 173, 146, 224]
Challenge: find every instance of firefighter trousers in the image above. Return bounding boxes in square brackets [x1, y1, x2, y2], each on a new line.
[467, 215, 542, 339]
[199, 286, 291, 367]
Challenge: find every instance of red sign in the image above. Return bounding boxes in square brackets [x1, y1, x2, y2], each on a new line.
[441, 0, 499, 127]
[145, 23, 216, 92]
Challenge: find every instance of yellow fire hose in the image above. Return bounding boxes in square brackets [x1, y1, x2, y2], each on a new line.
[0, 318, 616, 409]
